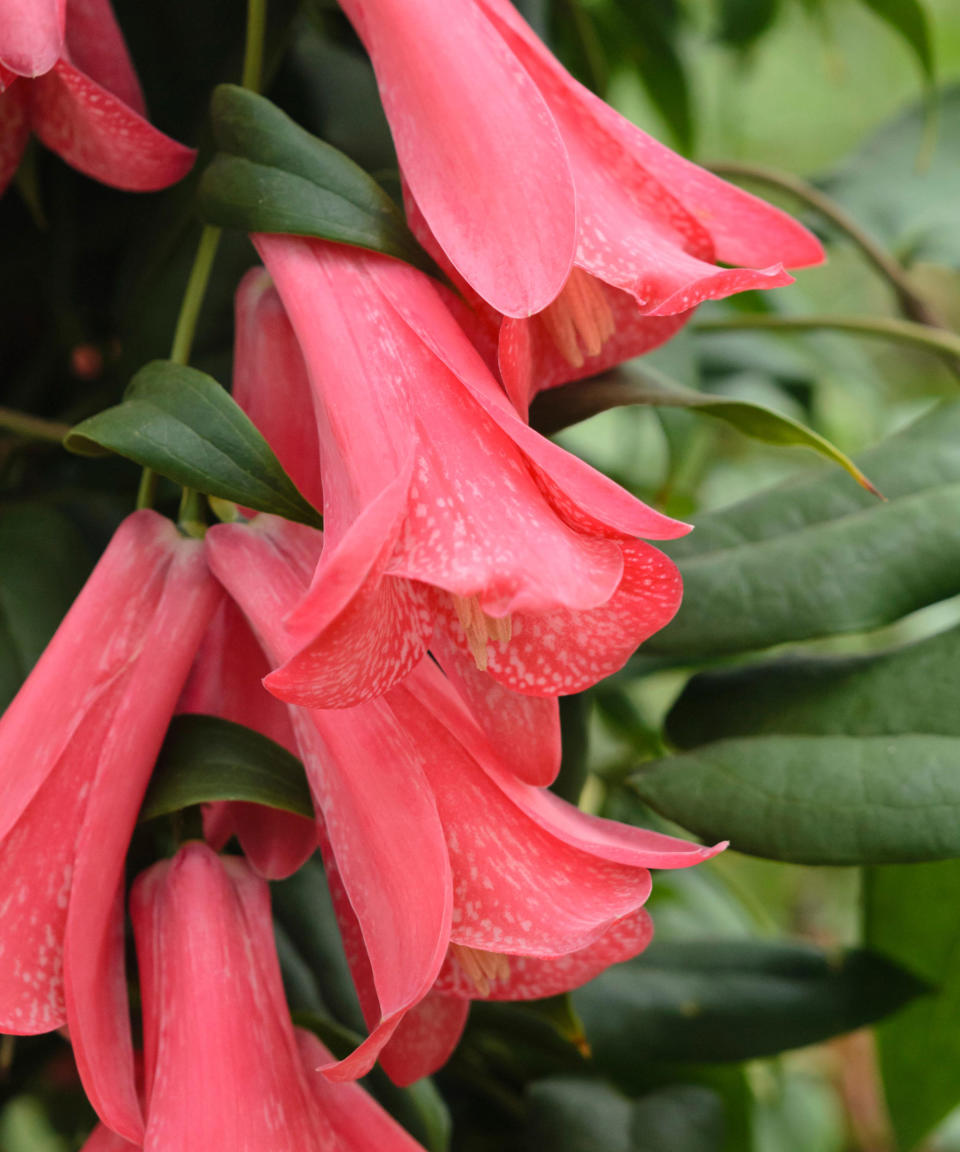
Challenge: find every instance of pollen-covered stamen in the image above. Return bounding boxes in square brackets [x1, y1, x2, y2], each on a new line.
[451, 594, 512, 671]
[451, 944, 512, 997]
[539, 267, 616, 368]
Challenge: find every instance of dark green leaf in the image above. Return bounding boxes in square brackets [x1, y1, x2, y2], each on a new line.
[198, 85, 429, 269]
[573, 940, 926, 1069]
[866, 861, 960, 1151]
[644, 401, 960, 661]
[631, 733, 960, 864]
[858, 0, 935, 96]
[141, 714, 314, 822]
[716, 0, 781, 48]
[0, 504, 91, 709]
[667, 622, 960, 748]
[65, 361, 322, 527]
[525, 1079, 724, 1152]
[616, 6, 694, 153]
[530, 369, 875, 493]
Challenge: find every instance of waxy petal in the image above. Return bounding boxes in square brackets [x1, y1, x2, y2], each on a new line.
[338, 0, 575, 317]
[477, 0, 825, 273]
[131, 845, 338, 1151]
[30, 61, 194, 191]
[206, 519, 453, 1077]
[434, 909, 654, 1000]
[297, 1029, 432, 1147]
[233, 268, 323, 512]
[0, 82, 30, 194]
[375, 992, 470, 1087]
[80, 1124, 138, 1152]
[64, 0, 144, 114]
[434, 540, 682, 696]
[430, 625, 562, 787]
[0, 0, 65, 77]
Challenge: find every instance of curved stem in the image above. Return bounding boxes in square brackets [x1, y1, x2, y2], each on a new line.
[708, 160, 945, 329]
[0, 406, 70, 444]
[169, 225, 222, 367]
[697, 313, 960, 374]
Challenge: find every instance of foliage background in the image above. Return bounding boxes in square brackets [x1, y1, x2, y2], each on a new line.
[3, 0, 960, 1149]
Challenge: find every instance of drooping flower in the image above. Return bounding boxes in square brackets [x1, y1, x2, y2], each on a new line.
[205, 514, 724, 1083]
[336, 0, 824, 413]
[231, 262, 561, 784]
[130, 843, 344, 1151]
[0, 0, 195, 196]
[0, 511, 218, 1144]
[251, 238, 687, 770]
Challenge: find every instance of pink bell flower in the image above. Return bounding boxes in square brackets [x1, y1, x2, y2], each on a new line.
[128, 842, 429, 1151]
[0, 0, 195, 196]
[0, 511, 218, 1144]
[251, 237, 688, 755]
[336, 0, 824, 413]
[205, 514, 724, 1083]
[231, 263, 562, 784]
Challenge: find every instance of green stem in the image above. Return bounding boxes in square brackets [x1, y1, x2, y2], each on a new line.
[0, 406, 70, 444]
[242, 0, 268, 94]
[696, 313, 960, 375]
[707, 161, 945, 329]
[169, 225, 222, 367]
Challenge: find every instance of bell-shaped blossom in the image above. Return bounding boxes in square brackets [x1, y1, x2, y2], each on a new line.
[232, 263, 560, 784]
[131, 842, 428, 1151]
[0, 511, 218, 1143]
[337, 0, 823, 413]
[0, 0, 195, 195]
[205, 515, 723, 1083]
[252, 238, 687, 751]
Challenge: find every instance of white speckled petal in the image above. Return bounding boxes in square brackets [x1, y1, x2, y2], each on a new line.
[131, 846, 339, 1151]
[30, 61, 194, 191]
[434, 909, 654, 1000]
[64, 0, 144, 113]
[367, 993, 469, 1088]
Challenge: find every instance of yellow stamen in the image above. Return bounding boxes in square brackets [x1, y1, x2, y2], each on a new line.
[451, 594, 512, 671]
[539, 268, 616, 368]
[451, 944, 511, 997]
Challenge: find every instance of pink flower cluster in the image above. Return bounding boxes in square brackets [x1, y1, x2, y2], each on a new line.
[0, 1, 822, 1148]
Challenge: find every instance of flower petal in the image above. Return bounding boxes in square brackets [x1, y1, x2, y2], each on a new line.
[374, 993, 470, 1086]
[429, 625, 562, 787]
[233, 268, 323, 512]
[131, 845, 338, 1151]
[29, 61, 194, 190]
[0, 0, 64, 77]
[80, 1123, 139, 1152]
[434, 909, 653, 1000]
[338, 0, 575, 317]
[296, 1028, 434, 1145]
[63, 0, 144, 113]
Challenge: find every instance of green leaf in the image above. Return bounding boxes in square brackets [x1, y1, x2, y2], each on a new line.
[866, 861, 960, 1151]
[858, 0, 935, 99]
[716, 0, 782, 48]
[0, 504, 91, 709]
[525, 1079, 723, 1152]
[65, 361, 322, 528]
[530, 369, 876, 494]
[141, 714, 314, 822]
[198, 84, 429, 270]
[631, 733, 960, 864]
[573, 940, 926, 1070]
[643, 400, 960, 661]
[667, 622, 960, 748]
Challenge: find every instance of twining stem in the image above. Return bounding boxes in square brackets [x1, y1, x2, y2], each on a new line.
[696, 313, 960, 375]
[0, 406, 70, 443]
[708, 161, 945, 329]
